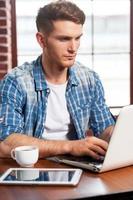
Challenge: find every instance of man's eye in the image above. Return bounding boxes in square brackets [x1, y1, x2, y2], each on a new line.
[76, 37, 80, 41]
[59, 38, 69, 41]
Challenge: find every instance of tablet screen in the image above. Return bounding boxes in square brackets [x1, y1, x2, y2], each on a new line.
[0, 168, 82, 185]
[4, 169, 75, 182]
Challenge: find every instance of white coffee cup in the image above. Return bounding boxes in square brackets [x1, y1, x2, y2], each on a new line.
[11, 146, 39, 167]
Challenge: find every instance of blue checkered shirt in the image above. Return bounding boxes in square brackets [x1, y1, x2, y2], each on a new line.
[0, 56, 115, 140]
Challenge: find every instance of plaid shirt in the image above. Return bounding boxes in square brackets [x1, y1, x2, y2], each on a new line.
[0, 56, 115, 140]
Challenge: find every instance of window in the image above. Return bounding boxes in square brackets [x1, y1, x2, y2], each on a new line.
[16, 0, 130, 115]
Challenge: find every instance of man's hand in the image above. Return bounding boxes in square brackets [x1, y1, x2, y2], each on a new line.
[68, 136, 108, 160]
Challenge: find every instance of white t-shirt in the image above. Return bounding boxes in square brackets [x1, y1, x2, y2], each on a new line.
[42, 81, 74, 140]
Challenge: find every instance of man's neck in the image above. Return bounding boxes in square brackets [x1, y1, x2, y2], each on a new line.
[42, 55, 68, 84]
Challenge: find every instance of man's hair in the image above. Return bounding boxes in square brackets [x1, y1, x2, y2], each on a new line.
[36, 0, 85, 34]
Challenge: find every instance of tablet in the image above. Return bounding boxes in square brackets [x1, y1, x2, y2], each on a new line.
[0, 168, 82, 186]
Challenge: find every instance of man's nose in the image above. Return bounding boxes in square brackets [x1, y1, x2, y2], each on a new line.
[68, 40, 77, 52]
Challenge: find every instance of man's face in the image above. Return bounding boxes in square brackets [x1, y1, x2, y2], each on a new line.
[43, 20, 83, 69]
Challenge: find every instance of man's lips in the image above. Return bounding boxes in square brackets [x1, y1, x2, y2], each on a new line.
[64, 55, 76, 59]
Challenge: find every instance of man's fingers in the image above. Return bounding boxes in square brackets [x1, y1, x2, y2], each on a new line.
[85, 149, 101, 160]
[90, 144, 106, 156]
[86, 136, 108, 151]
[94, 138, 108, 151]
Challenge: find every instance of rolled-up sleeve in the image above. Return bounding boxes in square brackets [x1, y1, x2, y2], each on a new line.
[0, 76, 25, 140]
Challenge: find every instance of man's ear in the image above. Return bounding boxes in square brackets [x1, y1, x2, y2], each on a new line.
[36, 32, 46, 48]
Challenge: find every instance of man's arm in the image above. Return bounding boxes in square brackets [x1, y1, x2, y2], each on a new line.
[0, 133, 70, 158]
[0, 133, 108, 159]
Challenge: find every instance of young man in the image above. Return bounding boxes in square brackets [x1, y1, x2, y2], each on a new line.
[0, 0, 115, 159]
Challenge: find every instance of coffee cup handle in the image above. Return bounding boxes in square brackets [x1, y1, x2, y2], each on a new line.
[11, 149, 16, 160]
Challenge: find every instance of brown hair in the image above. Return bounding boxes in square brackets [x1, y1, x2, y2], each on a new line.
[36, 0, 85, 34]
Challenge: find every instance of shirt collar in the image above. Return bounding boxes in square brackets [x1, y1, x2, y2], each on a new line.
[33, 55, 47, 91]
[68, 65, 79, 86]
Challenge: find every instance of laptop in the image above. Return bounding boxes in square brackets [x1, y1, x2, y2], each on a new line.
[48, 105, 133, 173]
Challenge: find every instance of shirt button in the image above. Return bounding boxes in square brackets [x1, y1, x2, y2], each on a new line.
[46, 88, 50, 94]
[0, 117, 4, 122]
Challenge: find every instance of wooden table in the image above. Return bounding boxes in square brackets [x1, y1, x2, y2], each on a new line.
[0, 158, 133, 200]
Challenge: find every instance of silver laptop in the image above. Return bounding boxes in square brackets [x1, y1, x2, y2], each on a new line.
[48, 105, 133, 173]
